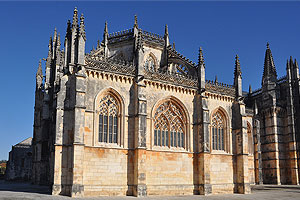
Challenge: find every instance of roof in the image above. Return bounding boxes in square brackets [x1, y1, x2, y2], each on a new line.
[14, 137, 32, 147]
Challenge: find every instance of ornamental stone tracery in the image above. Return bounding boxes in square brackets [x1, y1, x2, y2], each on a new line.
[98, 94, 119, 144]
[153, 100, 186, 148]
[211, 111, 226, 151]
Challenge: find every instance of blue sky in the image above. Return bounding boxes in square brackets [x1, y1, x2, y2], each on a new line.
[0, 1, 300, 160]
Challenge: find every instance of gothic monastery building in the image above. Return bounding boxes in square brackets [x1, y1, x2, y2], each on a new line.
[32, 8, 300, 197]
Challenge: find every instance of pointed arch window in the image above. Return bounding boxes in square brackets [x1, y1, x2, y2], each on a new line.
[211, 111, 226, 151]
[145, 55, 156, 72]
[153, 101, 186, 148]
[98, 94, 119, 143]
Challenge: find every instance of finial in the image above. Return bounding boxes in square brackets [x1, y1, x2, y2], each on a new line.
[266, 42, 270, 49]
[97, 40, 100, 48]
[36, 59, 43, 78]
[172, 42, 175, 49]
[165, 24, 169, 36]
[249, 85, 252, 94]
[134, 15, 138, 28]
[57, 33, 61, 48]
[164, 24, 170, 47]
[215, 75, 218, 83]
[79, 13, 86, 40]
[104, 21, 108, 34]
[72, 7, 78, 29]
[198, 47, 205, 67]
[234, 54, 242, 77]
[48, 36, 52, 55]
[54, 27, 57, 40]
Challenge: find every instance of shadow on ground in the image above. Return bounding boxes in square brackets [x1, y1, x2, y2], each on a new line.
[0, 180, 51, 195]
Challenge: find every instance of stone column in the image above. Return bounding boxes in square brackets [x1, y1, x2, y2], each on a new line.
[52, 75, 68, 195]
[196, 94, 212, 195]
[262, 108, 281, 184]
[70, 67, 86, 197]
[253, 119, 263, 184]
[233, 102, 250, 194]
[133, 83, 147, 197]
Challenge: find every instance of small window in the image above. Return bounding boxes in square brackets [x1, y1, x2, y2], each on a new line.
[145, 55, 156, 71]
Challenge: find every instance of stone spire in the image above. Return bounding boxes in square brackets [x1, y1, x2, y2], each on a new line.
[79, 13, 86, 41]
[57, 33, 61, 49]
[215, 75, 218, 83]
[36, 60, 43, 90]
[262, 42, 277, 84]
[103, 21, 108, 43]
[198, 47, 205, 68]
[36, 59, 43, 79]
[164, 24, 170, 47]
[234, 55, 242, 98]
[48, 36, 52, 58]
[249, 84, 252, 94]
[134, 15, 138, 29]
[72, 7, 78, 30]
[197, 47, 206, 92]
[234, 55, 242, 78]
[103, 21, 108, 57]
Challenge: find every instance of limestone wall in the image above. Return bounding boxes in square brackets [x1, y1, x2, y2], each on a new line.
[145, 150, 194, 195]
[83, 147, 129, 196]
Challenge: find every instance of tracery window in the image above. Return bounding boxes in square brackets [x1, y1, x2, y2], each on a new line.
[211, 111, 226, 151]
[98, 94, 119, 143]
[153, 101, 186, 148]
[247, 122, 254, 155]
[145, 55, 156, 71]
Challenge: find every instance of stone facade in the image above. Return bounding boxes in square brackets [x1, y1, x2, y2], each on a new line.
[32, 8, 299, 197]
[5, 137, 32, 181]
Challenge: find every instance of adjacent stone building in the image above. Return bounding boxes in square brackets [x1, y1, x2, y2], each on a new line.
[5, 137, 32, 181]
[32, 8, 300, 197]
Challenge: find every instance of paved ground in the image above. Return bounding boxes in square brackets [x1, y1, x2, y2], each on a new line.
[0, 181, 300, 200]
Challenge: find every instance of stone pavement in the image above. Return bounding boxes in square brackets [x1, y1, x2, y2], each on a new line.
[0, 181, 300, 200]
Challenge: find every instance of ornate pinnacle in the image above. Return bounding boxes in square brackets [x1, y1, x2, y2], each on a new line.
[172, 42, 175, 49]
[295, 59, 299, 69]
[97, 40, 100, 48]
[36, 59, 43, 78]
[234, 54, 242, 77]
[263, 42, 277, 83]
[48, 36, 52, 56]
[53, 27, 57, 42]
[66, 20, 71, 38]
[104, 21, 108, 34]
[165, 24, 169, 36]
[249, 84, 252, 94]
[79, 13, 86, 40]
[198, 47, 205, 67]
[215, 75, 218, 83]
[134, 15, 138, 28]
[72, 7, 78, 30]
[57, 33, 61, 48]
[164, 24, 170, 47]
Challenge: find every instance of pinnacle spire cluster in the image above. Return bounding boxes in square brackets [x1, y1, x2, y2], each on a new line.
[262, 42, 277, 82]
[36, 59, 43, 78]
[134, 15, 138, 28]
[198, 47, 205, 67]
[234, 54, 242, 78]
